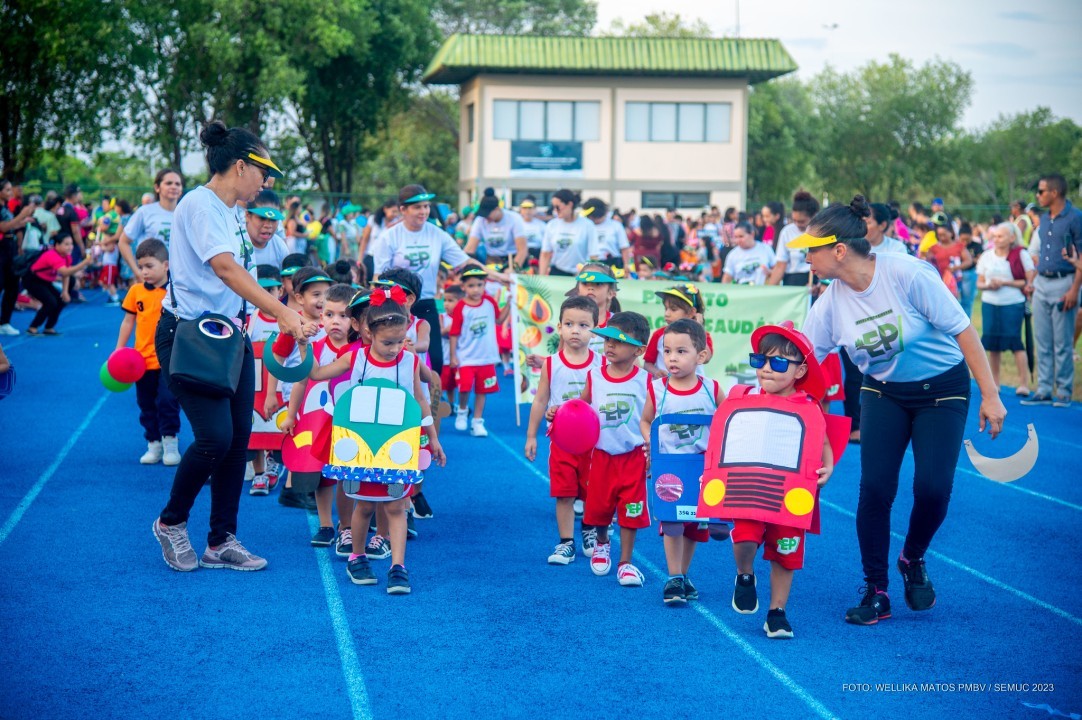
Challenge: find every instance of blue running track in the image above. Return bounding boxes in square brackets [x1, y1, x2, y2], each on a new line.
[1, 293, 1080, 720]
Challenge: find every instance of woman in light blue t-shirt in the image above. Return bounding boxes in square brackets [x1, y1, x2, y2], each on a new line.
[118, 168, 183, 276]
[152, 121, 317, 575]
[792, 196, 1006, 627]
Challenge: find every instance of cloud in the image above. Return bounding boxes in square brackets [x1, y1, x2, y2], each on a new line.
[957, 42, 1035, 59]
[997, 11, 1044, 22]
[783, 36, 828, 50]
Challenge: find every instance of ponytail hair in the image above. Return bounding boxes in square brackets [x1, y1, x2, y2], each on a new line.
[200, 120, 267, 177]
[806, 195, 872, 258]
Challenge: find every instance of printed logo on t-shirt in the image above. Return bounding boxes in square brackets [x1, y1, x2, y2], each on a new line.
[468, 318, 489, 338]
[483, 375, 497, 389]
[776, 536, 800, 555]
[598, 396, 634, 426]
[854, 309, 904, 366]
[556, 234, 574, 251]
[136, 300, 145, 312]
[559, 382, 586, 402]
[404, 245, 432, 270]
[625, 502, 644, 518]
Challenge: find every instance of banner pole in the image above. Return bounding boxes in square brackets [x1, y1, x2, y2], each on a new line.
[511, 274, 522, 427]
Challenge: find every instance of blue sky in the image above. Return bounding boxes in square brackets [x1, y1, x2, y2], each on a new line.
[595, 0, 1082, 128]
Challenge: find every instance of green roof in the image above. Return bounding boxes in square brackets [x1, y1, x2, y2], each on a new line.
[423, 35, 797, 85]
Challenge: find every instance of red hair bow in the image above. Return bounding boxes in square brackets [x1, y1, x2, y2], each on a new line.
[370, 285, 407, 306]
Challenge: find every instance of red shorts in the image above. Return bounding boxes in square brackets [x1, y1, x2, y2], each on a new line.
[440, 365, 455, 390]
[583, 448, 650, 529]
[456, 364, 499, 394]
[658, 521, 710, 543]
[100, 265, 119, 286]
[731, 519, 806, 570]
[549, 441, 591, 499]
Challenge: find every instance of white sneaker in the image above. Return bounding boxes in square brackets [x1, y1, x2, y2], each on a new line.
[0, 323, 19, 336]
[454, 408, 468, 432]
[162, 436, 181, 466]
[617, 562, 645, 587]
[245, 461, 255, 481]
[470, 418, 488, 437]
[140, 440, 163, 465]
[590, 542, 612, 576]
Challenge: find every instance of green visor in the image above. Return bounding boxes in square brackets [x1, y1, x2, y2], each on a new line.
[575, 270, 616, 284]
[297, 273, 334, 289]
[247, 206, 285, 221]
[257, 277, 283, 288]
[402, 192, 436, 205]
[340, 203, 363, 214]
[280, 266, 303, 277]
[590, 325, 644, 347]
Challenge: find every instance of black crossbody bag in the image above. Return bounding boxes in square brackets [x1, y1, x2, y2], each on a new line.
[166, 225, 251, 398]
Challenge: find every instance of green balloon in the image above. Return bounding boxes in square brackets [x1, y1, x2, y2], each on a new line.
[100, 361, 132, 392]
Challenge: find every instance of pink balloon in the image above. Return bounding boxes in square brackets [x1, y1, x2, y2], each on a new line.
[107, 347, 147, 384]
[550, 400, 600, 456]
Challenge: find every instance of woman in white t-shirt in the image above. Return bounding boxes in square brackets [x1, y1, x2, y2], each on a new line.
[791, 195, 1005, 627]
[721, 222, 775, 285]
[152, 121, 316, 574]
[519, 196, 547, 261]
[540, 189, 600, 276]
[976, 223, 1035, 394]
[119, 168, 183, 276]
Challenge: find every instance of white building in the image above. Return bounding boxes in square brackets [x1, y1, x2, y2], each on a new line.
[423, 34, 796, 213]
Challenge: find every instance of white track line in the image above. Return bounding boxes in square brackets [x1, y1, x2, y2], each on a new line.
[306, 513, 373, 720]
[819, 499, 1082, 627]
[488, 431, 839, 720]
[0, 393, 110, 548]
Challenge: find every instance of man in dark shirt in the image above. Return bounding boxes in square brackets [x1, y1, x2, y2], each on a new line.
[1021, 173, 1082, 408]
[55, 184, 85, 303]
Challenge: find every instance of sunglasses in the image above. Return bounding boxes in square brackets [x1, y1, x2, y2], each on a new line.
[245, 161, 270, 183]
[749, 353, 803, 373]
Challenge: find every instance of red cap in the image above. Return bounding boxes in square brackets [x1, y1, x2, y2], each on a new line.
[750, 321, 828, 401]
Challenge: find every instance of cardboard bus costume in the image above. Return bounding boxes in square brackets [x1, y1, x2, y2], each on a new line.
[689, 323, 850, 531]
[322, 379, 426, 500]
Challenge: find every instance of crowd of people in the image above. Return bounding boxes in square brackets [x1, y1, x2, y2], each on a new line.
[0, 120, 1076, 639]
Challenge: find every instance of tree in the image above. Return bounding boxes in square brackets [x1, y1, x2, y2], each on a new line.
[0, 0, 136, 180]
[286, 0, 438, 193]
[746, 78, 819, 205]
[434, 0, 597, 36]
[603, 12, 712, 38]
[810, 55, 972, 202]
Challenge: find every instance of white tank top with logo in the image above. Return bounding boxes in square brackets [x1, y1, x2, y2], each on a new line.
[647, 376, 719, 454]
[346, 346, 418, 394]
[587, 365, 648, 455]
[545, 349, 601, 409]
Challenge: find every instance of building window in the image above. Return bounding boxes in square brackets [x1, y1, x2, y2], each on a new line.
[467, 103, 475, 143]
[625, 102, 732, 143]
[492, 100, 601, 142]
[641, 192, 711, 209]
[511, 190, 559, 208]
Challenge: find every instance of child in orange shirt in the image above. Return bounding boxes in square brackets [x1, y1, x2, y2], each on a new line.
[114, 239, 181, 465]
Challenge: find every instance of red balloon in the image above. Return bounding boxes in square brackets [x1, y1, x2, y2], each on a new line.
[107, 347, 147, 384]
[550, 399, 600, 456]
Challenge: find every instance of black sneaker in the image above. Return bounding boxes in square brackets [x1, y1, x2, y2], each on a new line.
[346, 556, 376, 585]
[412, 492, 433, 519]
[311, 526, 335, 546]
[1019, 394, 1052, 406]
[278, 487, 317, 510]
[845, 583, 892, 625]
[663, 577, 688, 605]
[547, 540, 576, 565]
[897, 556, 937, 611]
[684, 576, 699, 601]
[732, 573, 758, 614]
[406, 511, 418, 540]
[387, 564, 411, 595]
[764, 609, 794, 639]
[335, 528, 353, 558]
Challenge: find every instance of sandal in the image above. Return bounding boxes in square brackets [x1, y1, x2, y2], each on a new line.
[1015, 386, 1031, 397]
[26, 327, 39, 336]
[43, 329, 61, 336]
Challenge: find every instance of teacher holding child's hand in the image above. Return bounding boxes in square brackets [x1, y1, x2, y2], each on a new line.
[790, 196, 1006, 627]
[153, 120, 318, 573]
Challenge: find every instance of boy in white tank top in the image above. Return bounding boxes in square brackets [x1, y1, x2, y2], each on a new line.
[640, 319, 722, 605]
[580, 311, 652, 587]
[525, 296, 602, 565]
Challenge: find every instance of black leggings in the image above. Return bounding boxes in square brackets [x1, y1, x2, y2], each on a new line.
[857, 361, 970, 588]
[155, 313, 256, 546]
[841, 348, 863, 431]
[0, 241, 19, 325]
[22, 274, 66, 330]
[413, 298, 442, 374]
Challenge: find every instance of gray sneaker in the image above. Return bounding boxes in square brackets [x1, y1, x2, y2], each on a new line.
[199, 534, 268, 571]
[153, 518, 198, 572]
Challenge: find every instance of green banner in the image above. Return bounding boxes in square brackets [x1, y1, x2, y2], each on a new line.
[511, 274, 809, 405]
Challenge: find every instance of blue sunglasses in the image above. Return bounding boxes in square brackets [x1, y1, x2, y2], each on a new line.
[749, 353, 803, 373]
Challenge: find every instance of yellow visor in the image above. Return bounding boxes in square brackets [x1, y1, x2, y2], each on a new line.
[246, 152, 284, 179]
[787, 233, 838, 250]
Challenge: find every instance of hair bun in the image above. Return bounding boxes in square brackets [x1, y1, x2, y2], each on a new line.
[482, 187, 496, 197]
[199, 120, 229, 148]
[793, 190, 814, 202]
[849, 195, 871, 219]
